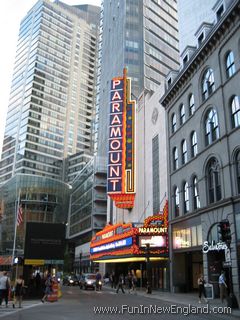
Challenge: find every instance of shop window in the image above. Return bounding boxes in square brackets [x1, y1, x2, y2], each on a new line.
[174, 187, 180, 217]
[206, 158, 222, 204]
[180, 104, 186, 125]
[202, 68, 215, 101]
[235, 150, 240, 194]
[226, 51, 235, 78]
[173, 147, 178, 171]
[231, 95, 240, 129]
[191, 131, 198, 157]
[181, 140, 187, 165]
[171, 113, 177, 133]
[189, 94, 195, 116]
[183, 182, 189, 213]
[193, 176, 200, 209]
[205, 108, 219, 146]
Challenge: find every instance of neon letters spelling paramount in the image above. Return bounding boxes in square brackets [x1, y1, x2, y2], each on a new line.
[107, 69, 136, 208]
[108, 79, 124, 193]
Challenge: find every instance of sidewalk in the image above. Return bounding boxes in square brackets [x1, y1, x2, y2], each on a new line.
[104, 285, 240, 318]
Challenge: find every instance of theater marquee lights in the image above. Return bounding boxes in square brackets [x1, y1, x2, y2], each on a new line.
[108, 68, 136, 208]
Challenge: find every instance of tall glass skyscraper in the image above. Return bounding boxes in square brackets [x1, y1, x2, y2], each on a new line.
[0, 0, 100, 183]
[96, 0, 179, 157]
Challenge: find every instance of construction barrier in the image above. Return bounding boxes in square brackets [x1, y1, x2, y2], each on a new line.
[57, 283, 62, 298]
[47, 281, 58, 302]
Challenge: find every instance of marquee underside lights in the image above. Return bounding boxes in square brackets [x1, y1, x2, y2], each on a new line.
[108, 68, 136, 208]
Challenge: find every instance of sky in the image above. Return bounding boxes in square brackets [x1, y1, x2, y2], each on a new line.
[0, 0, 101, 155]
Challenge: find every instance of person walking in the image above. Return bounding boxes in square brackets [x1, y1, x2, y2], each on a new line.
[197, 274, 208, 303]
[127, 272, 133, 293]
[0, 271, 10, 308]
[13, 275, 24, 308]
[219, 270, 228, 303]
[41, 273, 53, 303]
[116, 274, 125, 294]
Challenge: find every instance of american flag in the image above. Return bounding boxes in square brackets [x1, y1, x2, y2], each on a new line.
[17, 203, 23, 226]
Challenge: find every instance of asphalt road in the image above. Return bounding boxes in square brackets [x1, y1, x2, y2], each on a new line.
[0, 286, 237, 320]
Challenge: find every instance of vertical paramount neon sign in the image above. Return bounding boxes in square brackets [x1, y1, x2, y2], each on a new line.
[107, 68, 136, 208]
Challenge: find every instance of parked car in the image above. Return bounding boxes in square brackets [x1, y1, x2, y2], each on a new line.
[79, 273, 96, 290]
[63, 275, 80, 286]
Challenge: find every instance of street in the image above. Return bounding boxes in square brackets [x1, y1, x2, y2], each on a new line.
[0, 286, 238, 320]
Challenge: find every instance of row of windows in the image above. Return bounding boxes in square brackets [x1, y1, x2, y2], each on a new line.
[173, 152, 240, 217]
[172, 97, 240, 171]
[171, 51, 237, 134]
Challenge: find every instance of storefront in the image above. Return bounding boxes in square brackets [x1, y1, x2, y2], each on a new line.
[171, 217, 203, 292]
[90, 203, 169, 290]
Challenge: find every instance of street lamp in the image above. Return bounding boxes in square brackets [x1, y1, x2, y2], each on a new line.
[145, 243, 152, 294]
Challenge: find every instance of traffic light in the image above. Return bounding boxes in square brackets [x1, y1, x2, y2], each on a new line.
[218, 220, 231, 244]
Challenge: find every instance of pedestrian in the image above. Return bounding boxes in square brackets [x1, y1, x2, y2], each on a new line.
[41, 273, 53, 303]
[116, 274, 125, 294]
[110, 272, 116, 289]
[127, 272, 132, 293]
[197, 274, 208, 303]
[219, 270, 227, 303]
[131, 272, 137, 294]
[0, 271, 10, 308]
[13, 275, 25, 308]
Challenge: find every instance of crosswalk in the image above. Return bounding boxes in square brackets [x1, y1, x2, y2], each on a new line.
[0, 301, 42, 318]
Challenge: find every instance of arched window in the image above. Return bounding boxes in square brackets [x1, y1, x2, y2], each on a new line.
[191, 131, 198, 157]
[231, 95, 240, 129]
[207, 158, 222, 204]
[189, 94, 195, 116]
[181, 140, 187, 164]
[202, 68, 215, 101]
[236, 151, 240, 194]
[193, 176, 200, 209]
[205, 108, 219, 146]
[174, 187, 180, 217]
[173, 147, 178, 170]
[226, 51, 236, 78]
[180, 104, 186, 125]
[171, 113, 177, 133]
[183, 182, 189, 213]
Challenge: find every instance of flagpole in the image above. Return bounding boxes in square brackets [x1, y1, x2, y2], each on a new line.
[12, 189, 21, 266]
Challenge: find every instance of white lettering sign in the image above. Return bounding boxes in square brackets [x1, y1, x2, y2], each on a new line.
[202, 241, 228, 253]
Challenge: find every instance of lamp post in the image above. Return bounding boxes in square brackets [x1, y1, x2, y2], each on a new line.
[145, 243, 152, 294]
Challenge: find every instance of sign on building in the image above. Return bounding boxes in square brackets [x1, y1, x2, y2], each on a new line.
[108, 68, 136, 208]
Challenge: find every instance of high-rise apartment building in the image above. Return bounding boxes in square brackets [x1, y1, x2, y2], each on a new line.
[96, 0, 179, 158]
[0, 0, 100, 183]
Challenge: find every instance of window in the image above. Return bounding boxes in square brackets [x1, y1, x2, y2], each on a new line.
[231, 95, 240, 128]
[191, 131, 198, 157]
[181, 140, 187, 164]
[202, 68, 215, 101]
[183, 182, 189, 213]
[152, 135, 160, 214]
[171, 113, 176, 133]
[173, 147, 178, 170]
[236, 151, 240, 194]
[174, 187, 180, 217]
[193, 176, 200, 209]
[205, 108, 219, 146]
[189, 94, 195, 116]
[226, 51, 235, 78]
[207, 158, 222, 203]
[216, 4, 224, 21]
[180, 104, 186, 125]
